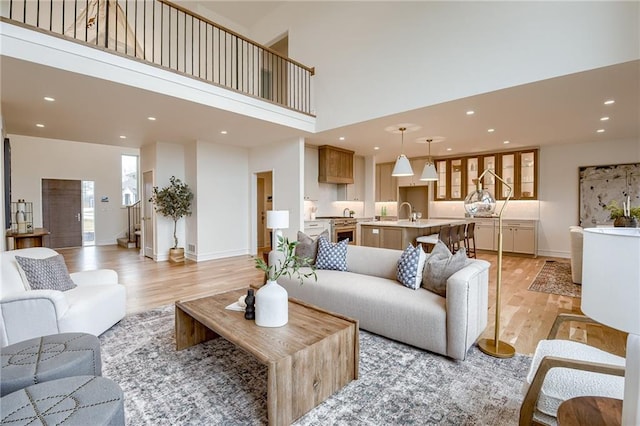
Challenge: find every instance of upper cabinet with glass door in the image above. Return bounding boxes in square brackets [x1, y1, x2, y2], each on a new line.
[435, 160, 447, 200]
[449, 159, 465, 200]
[496, 149, 538, 200]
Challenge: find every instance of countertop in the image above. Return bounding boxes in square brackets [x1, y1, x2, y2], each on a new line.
[359, 219, 466, 228]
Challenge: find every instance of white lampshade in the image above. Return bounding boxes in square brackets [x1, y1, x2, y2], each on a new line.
[392, 154, 413, 177]
[582, 227, 640, 335]
[419, 162, 438, 181]
[266, 210, 289, 230]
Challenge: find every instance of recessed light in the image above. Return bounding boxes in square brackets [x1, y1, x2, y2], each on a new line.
[487, 128, 495, 133]
[220, 130, 228, 135]
[446, 147, 452, 151]
[44, 96, 55, 102]
[600, 117, 610, 121]
[147, 117, 156, 121]
[466, 110, 475, 115]
[604, 99, 615, 105]
[36, 123, 45, 128]
[119, 135, 127, 139]
[597, 129, 605, 133]
[503, 140, 510, 144]
[339, 136, 345, 141]
[374, 146, 380, 150]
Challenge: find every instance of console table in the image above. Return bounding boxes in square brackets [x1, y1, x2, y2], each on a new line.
[6, 228, 50, 250]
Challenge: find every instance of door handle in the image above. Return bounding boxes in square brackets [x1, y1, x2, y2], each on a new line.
[77, 213, 81, 222]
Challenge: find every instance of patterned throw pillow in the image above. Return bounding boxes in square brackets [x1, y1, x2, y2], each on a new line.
[422, 241, 467, 297]
[315, 236, 348, 271]
[15, 255, 77, 291]
[397, 244, 427, 290]
[294, 230, 330, 266]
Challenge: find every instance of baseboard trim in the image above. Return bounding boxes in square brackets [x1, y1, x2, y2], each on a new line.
[188, 248, 251, 262]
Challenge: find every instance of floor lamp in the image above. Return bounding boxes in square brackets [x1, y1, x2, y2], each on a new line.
[582, 227, 640, 425]
[464, 170, 515, 358]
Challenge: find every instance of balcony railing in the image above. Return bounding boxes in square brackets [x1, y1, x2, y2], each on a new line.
[2, 0, 315, 115]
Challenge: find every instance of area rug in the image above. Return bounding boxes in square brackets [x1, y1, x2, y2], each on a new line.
[99, 305, 531, 425]
[528, 260, 581, 298]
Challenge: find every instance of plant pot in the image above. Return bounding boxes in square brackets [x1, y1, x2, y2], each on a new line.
[255, 280, 288, 327]
[169, 247, 185, 263]
[614, 216, 639, 228]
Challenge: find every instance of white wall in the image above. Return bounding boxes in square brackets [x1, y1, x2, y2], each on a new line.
[0, 114, 5, 251]
[537, 138, 640, 257]
[249, 138, 304, 252]
[8, 134, 139, 246]
[251, 1, 639, 131]
[194, 140, 250, 261]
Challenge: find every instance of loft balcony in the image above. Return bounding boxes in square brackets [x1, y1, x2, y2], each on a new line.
[1, 0, 315, 118]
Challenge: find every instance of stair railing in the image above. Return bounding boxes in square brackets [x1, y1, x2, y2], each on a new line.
[126, 200, 141, 244]
[2, 0, 314, 115]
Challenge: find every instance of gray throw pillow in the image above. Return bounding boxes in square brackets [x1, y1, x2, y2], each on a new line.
[294, 230, 329, 266]
[15, 254, 77, 292]
[422, 241, 467, 297]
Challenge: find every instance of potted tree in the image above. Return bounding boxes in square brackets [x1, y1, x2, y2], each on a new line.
[149, 176, 194, 262]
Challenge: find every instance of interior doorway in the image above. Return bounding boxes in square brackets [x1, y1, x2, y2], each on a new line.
[142, 170, 154, 259]
[256, 171, 273, 254]
[42, 179, 82, 248]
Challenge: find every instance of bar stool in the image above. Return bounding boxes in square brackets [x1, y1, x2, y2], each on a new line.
[465, 222, 477, 258]
[449, 225, 461, 253]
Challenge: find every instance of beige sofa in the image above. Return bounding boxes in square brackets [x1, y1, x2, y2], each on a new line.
[0, 247, 126, 347]
[569, 226, 583, 284]
[276, 244, 490, 360]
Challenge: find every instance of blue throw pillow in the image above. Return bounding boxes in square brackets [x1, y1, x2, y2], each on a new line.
[397, 244, 427, 290]
[315, 236, 348, 271]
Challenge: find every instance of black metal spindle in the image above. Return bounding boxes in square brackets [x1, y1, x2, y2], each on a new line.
[49, 0, 53, 31]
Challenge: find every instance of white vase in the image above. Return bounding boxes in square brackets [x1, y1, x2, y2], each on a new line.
[255, 280, 288, 327]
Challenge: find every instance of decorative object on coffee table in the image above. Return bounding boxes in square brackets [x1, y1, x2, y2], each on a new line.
[606, 199, 639, 227]
[254, 210, 317, 327]
[464, 168, 515, 358]
[244, 289, 255, 320]
[149, 176, 193, 262]
[582, 227, 640, 425]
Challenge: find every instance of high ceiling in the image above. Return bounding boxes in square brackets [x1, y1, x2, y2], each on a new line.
[1, 1, 638, 162]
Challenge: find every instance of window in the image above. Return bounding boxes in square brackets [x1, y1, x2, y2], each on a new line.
[122, 155, 139, 206]
[82, 180, 95, 246]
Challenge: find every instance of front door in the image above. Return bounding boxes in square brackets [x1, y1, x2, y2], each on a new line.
[42, 179, 82, 248]
[143, 170, 154, 259]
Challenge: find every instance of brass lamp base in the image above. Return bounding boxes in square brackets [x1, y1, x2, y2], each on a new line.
[477, 338, 515, 358]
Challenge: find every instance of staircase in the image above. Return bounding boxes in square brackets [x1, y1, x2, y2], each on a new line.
[117, 201, 141, 249]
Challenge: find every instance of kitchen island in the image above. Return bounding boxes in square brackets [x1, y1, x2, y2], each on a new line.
[359, 219, 465, 250]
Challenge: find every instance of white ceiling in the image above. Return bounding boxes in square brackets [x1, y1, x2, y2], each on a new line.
[2, 55, 638, 164]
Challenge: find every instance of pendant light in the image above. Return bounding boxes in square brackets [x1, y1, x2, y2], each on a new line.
[392, 127, 414, 177]
[419, 139, 438, 181]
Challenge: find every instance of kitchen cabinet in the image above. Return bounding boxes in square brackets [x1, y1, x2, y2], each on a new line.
[435, 160, 447, 200]
[338, 155, 365, 201]
[361, 225, 404, 250]
[376, 163, 397, 202]
[434, 149, 537, 201]
[318, 145, 354, 184]
[473, 219, 495, 250]
[498, 221, 537, 255]
[304, 220, 331, 240]
[304, 146, 320, 201]
[497, 150, 538, 200]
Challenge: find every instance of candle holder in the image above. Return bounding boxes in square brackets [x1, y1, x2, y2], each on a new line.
[10, 200, 34, 234]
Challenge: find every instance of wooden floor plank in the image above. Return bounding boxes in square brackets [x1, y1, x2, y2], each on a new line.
[56, 245, 626, 356]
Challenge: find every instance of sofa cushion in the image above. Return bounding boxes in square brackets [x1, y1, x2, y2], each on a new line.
[15, 255, 77, 292]
[294, 230, 329, 266]
[315, 236, 348, 271]
[422, 241, 466, 297]
[396, 244, 427, 290]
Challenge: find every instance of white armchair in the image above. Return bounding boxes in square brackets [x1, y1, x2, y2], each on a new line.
[519, 314, 625, 425]
[0, 247, 126, 347]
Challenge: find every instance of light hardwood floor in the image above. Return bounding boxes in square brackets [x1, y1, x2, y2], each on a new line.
[57, 245, 627, 357]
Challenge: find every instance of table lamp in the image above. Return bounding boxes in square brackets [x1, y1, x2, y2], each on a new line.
[582, 227, 640, 425]
[266, 210, 289, 251]
[464, 170, 514, 358]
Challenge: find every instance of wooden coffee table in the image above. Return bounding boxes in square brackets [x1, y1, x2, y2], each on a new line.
[175, 289, 359, 426]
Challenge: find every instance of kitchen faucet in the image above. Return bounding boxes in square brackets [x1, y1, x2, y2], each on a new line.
[343, 207, 351, 217]
[399, 202, 414, 221]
